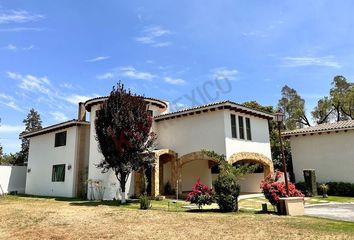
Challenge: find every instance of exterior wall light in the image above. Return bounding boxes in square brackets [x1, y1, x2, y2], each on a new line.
[27, 168, 31, 173]
[67, 165, 72, 170]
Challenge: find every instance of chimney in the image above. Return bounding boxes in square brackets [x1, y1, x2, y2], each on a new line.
[78, 102, 86, 121]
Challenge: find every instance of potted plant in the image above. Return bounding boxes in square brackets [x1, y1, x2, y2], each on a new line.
[319, 184, 329, 198]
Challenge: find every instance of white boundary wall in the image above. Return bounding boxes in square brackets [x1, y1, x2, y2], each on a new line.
[0, 166, 27, 194]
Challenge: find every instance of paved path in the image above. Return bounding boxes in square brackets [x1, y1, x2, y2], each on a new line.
[305, 203, 354, 222]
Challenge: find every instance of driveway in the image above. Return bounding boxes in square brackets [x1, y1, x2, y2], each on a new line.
[305, 203, 354, 222]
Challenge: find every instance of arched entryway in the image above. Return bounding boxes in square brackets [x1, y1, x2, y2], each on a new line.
[228, 152, 274, 193]
[134, 149, 177, 197]
[177, 151, 218, 195]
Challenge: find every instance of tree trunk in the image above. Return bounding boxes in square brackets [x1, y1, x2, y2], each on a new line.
[117, 172, 128, 204]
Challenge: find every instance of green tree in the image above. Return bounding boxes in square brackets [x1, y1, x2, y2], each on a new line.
[278, 85, 310, 130]
[312, 76, 354, 123]
[311, 97, 333, 124]
[330, 75, 352, 121]
[19, 109, 42, 165]
[95, 82, 156, 203]
[0, 153, 19, 165]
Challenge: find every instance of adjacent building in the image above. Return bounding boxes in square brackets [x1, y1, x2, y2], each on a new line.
[282, 120, 354, 183]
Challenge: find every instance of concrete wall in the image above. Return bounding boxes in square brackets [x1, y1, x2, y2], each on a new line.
[290, 131, 354, 183]
[224, 111, 272, 160]
[181, 160, 212, 192]
[239, 173, 264, 193]
[0, 166, 27, 194]
[25, 126, 88, 197]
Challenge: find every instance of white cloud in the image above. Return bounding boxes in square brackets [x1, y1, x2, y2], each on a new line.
[59, 83, 74, 89]
[164, 77, 186, 85]
[0, 93, 22, 111]
[119, 66, 155, 80]
[23, 45, 35, 51]
[7, 72, 51, 94]
[0, 10, 44, 24]
[135, 26, 172, 47]
[3, 43, 17, 51]
[85, 56, 110, 62]
[212, 68, 239, 81]
[97, 72, 115, 80]
[153, 42, 172, 48]
[281, 56, 341, 68]
[0, 27, 43, 32]
[50, 111, 68, 121]
[3, 44, 35, 52]
[65, 94, 98, 105]
[0, 124, 24, 133]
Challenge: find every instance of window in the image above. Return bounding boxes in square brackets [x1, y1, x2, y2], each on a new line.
[52, 164, 65, 182]
[55, 131, 67, 147]
[246, 117, 252, 140]
[147, 110, 153, 117]
[230, 114, 237, 138]
[238, 116, 245, 139]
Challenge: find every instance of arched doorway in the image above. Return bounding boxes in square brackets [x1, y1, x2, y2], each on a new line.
[178, 151, 218, 195]
[134, 149, 177, 197]
[228, 152, 274, 193]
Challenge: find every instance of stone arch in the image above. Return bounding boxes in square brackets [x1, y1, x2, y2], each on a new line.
[228, 152, 274, 176]
[177, 151, 218, 195]
[179, 151, 217, 167]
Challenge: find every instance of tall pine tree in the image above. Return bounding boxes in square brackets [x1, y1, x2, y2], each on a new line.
[19, 109, 42, 165]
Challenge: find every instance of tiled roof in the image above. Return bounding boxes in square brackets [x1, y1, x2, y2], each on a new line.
[282, 120, 354, 137]
[84, 96, 168, 111]
[20, 120, 90, 138]
[155, 100, 275, 121]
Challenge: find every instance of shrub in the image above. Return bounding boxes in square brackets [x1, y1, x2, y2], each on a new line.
[326, 182, 354, 197]
[186, 177, 213, 209]
[260, 171, 304, 206]
[213, 172, 240, 211]
[139, 195, 151, 209]
[164, 181, 175, 195]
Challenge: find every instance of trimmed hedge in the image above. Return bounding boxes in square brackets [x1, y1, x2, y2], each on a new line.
[296, 181, 354, 197]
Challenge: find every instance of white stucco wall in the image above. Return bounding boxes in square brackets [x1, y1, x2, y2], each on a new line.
[26, 127, 80, 197]
[0, 166, 27, 194]
[156, 110, 227, 157]
[290, 131, 354, 183]
[224, 111, 272, 160]
[238, 173, 264, 193]
[181, 160, 212, 192]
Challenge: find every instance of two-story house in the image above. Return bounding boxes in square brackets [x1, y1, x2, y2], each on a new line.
[22, 96, 274, 199]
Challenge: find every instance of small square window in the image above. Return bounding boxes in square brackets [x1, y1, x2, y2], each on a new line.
[55, 131, 67, 147]
[52, 164, 65, 182]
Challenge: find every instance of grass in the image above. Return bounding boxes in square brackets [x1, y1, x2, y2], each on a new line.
[0, 195, 354, 239]
[309, 196, 354, 203]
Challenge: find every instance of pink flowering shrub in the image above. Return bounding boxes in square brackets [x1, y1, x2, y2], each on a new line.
[260, 171, 304, 206]
[186, 177, 214, 209]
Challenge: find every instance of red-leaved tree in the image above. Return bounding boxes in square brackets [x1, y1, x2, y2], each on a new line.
[95, 82, 156, 203]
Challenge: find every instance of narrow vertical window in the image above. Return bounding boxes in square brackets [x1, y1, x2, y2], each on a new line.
[246, 117, 252, 140]
[230, 114, 237, 138]
[238, 116, 245, 139]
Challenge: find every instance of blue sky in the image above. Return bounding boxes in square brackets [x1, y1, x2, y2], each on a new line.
[1, 0, 354, 153]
